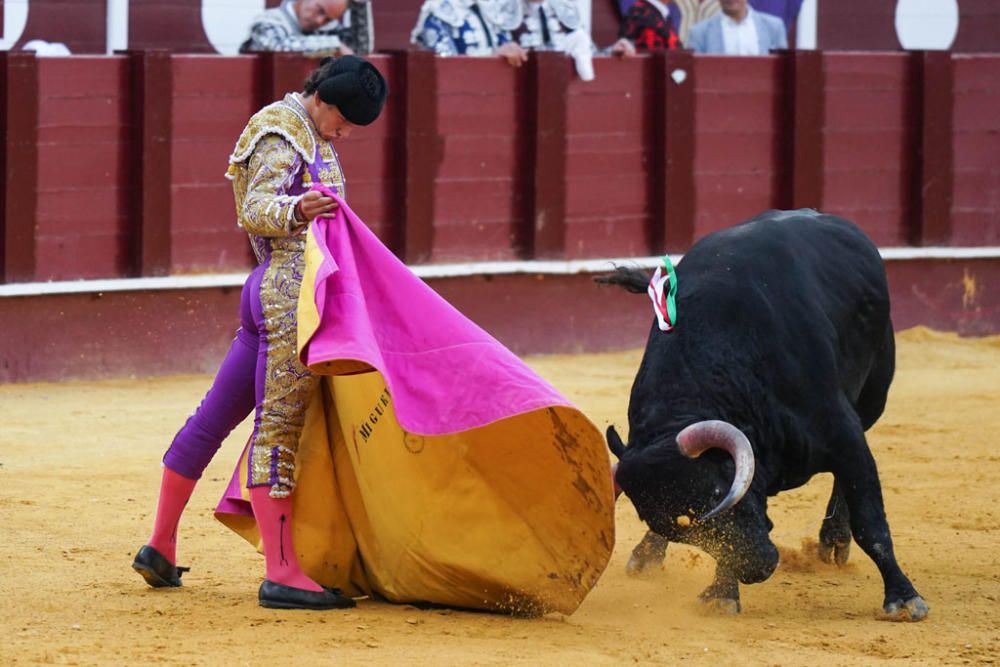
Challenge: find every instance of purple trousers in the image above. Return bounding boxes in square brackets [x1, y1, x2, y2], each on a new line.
[162, 264, 267, 480]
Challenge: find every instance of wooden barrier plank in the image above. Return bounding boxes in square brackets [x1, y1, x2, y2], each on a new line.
[693, 56, 783, 239]
[1, 52, 39, 283]
[951, 55, 1000, 245]
[652, 50, 695, 253]
[169, 56, 256, 273]
[435, 136, 520, 179]
[564, 57, 650, 259]
[789, 49, 824, 211]
[257, 52, 313, 108]
[525, 51, 569, 259]
[171, 184, 237, 234]
[823, 53, 914, 246]
[398, 50, 439, 263]
[913, 51, 954, 246]
[125, 50, 173, 277]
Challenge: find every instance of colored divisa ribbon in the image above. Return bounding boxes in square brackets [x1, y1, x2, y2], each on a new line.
[647, 255, 677, 332]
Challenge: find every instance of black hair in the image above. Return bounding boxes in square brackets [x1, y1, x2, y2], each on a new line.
[303, 56, 338, 96]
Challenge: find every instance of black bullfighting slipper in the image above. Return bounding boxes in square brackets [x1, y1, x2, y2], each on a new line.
[132, 545, 190, 588]
[258, 580, 357, 610]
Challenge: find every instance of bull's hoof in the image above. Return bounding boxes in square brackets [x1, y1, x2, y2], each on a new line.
[625, 552, 664, 578]
[698, 580, 741, 614]
[880, 595, 929, 622]
[699, 596, 741, 614]
[624, 534, 668, 578]
[818, 539, 851, 566]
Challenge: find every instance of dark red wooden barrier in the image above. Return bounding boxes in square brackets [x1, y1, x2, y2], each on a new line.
[35, 56, 132, 280]
[654, 50, 695, 252]
[564, 56, 651, 258]
[169, 55, 257, 273]
[431, 56, 525, 261]
[1, 52, 39, 283]
[821, 53, 917, 247]
[691, 55, 785, 241]
[525, 52, 568, 259]
[951, 55, 1000, 246]
[2, 50, 1000, 286]
[126, 50, 171, 277]
[913, 50, 953, 246]
[787, 48, 823, 211]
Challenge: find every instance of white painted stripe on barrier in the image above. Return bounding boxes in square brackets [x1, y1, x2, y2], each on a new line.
[3, 247, 1000, 297]
[877, 247, 1000, 260]
[0, 273, 251, 297]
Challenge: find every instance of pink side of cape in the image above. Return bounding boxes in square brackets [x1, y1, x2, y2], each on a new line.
[216, 189, 576, 519]
[301, 186, 573, 435]
[216, 471, 248, 517]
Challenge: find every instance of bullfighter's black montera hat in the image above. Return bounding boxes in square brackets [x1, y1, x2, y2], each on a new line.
[316, 55, 388, 126]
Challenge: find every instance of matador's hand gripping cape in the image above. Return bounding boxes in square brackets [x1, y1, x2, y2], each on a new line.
[216, 189, 616, 615]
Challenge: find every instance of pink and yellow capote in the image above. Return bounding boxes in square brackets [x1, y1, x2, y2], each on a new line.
[216, 189, 615, 614]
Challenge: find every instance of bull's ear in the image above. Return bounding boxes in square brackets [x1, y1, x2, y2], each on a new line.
[606, 425, 627, 459]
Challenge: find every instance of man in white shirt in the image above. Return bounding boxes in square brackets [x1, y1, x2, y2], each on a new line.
[687, 0, 787, 55]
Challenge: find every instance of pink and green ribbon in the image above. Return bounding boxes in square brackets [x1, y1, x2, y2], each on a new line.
[647, 255, 677, 332]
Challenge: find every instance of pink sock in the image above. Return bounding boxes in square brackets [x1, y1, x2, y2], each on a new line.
[148, 466, 198, 565]
[249, 486, 323, 591]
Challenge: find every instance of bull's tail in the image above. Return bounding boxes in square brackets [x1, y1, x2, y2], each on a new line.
[594, 266, 650, 294]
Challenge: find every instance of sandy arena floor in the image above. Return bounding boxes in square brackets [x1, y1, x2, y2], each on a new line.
[1, 327, 998, 666]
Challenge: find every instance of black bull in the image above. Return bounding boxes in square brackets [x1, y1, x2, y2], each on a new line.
[600, 210, 928, 621]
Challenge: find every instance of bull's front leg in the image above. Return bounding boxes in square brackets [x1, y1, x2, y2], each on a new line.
[698, 565, 740, 614]
[834, 431, 929, 621]
[625, 530, 669, 577]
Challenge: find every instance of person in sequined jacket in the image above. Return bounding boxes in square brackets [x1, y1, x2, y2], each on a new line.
[240, 0, 374, 56]
[132, 56, 387, 611]
[411, 0, 530, 68]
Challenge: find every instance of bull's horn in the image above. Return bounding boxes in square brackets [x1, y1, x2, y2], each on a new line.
[676, 420, 755, 520]
[610, 462, 623, 499]
[606, 425, 627, 459]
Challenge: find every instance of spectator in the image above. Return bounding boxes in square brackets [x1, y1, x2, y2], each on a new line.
[411, 0, 529, 68]
[512, 0, 595, 80]
[687, 0, 786, 55]
[610, 0, 681, 57]
[240, 0, 374, 56]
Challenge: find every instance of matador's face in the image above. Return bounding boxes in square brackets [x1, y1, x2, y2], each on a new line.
[306, 94, 355, 141]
